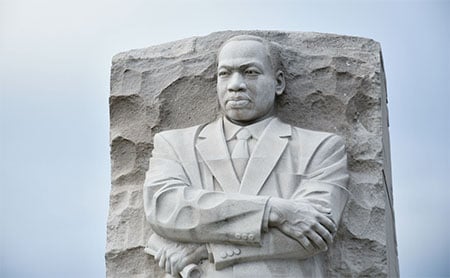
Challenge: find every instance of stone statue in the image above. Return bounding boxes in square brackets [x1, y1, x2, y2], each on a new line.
[143, 35, 350, 277]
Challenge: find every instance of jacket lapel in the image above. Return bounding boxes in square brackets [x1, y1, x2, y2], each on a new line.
[196, 118, 241, 193]
[177, 125, 204, 190]
[240, 118, 291, 195]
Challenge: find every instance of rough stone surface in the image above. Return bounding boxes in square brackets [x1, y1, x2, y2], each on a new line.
[106, 31, 398, 277]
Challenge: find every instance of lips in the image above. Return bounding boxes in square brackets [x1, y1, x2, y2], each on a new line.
[226, 96, 251, 109]
[227, 99, 250, 108]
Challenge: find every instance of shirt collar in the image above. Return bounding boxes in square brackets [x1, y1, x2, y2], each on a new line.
[223, 116, 274, 141]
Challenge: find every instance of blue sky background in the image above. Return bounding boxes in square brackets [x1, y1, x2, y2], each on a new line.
[1, 0, 449, 277]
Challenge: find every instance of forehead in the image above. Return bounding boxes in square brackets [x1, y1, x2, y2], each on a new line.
[218, 40, 271, 68]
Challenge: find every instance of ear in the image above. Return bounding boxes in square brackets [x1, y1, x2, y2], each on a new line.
[275, 70, 285, 96]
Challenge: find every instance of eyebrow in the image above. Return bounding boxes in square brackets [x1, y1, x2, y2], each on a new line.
[218, 61, 265, 71]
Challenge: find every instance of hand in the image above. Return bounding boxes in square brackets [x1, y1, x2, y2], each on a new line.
[154, 242, 208, 277]
[268, 198, 336, 253]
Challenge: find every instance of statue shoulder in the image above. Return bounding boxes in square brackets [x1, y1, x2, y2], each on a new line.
[290, 125, 346, 147]
[154, 124, 205, 142]
[152, 119, 220, 147]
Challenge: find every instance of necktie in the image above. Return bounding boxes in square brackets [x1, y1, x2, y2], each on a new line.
[231, 128, 252, 181]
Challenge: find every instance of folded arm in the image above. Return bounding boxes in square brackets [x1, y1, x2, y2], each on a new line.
[209, 134, 350, 267]
[144, 133, 269, 246]
[144, 132, 349, 268]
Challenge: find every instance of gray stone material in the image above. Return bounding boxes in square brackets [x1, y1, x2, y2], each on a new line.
[106, 30, 398, 277]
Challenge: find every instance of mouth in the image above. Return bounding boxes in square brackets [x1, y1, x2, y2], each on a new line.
[225, 94, 252, 108]
[227, 99, 250, 108]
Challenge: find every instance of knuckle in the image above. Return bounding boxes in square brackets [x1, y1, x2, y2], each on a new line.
[283, 224, 293, 233]
[305, 225, 314, 233]
[308, 219, 317, 226]
[315, 215, 325, 223]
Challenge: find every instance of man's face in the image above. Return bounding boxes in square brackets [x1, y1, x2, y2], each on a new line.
[217, 40, 284, 124]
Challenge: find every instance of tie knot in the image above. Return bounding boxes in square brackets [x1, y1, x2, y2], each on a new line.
[236, 128, 252, 140]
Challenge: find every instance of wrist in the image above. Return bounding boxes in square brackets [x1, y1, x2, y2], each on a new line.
[268, 198, 284, 227]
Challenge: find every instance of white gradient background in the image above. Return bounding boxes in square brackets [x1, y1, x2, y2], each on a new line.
[1, 0, 449, 277]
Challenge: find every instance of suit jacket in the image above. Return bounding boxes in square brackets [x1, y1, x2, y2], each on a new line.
[144, 117, 349, 277]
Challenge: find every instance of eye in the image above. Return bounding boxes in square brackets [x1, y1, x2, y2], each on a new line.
[218, 70, 230, 77]
[245, 68, 260, 76]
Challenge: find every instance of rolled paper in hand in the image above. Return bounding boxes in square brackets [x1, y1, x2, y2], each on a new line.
[180, 263, 202, 278]
[144, 234, 201, 278]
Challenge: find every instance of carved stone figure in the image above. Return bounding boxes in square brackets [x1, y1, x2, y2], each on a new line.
[143, 35, 350, 277]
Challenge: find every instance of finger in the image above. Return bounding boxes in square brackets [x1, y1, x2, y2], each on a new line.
[278, 223, 294, 239]
[310, 204, 332, 215]
[159, 251, 166, 270]
[155, 248, 163, 261]
[166, 245, 178, 257]
[174, 245, 206, 274]
[317, 214, 336, 234]
[279, 224, 314, 253]
[172, 258, 184, 276]
[170, 255, 179, 277]
[295, 232, 315, 253]
[305, 229, 327, 251]
[170, 252, 184, 277]
[313, 222, 334, 246]
[165, 257, 171, 274]
[175, 254, 197, 274]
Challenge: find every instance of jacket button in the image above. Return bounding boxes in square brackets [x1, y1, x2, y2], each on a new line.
[242, 234, 248, 240]
[235, 233, 241, 239]
[221, 252, 227, 258]
[233, 248, 241, 255]
[227, 250, 234, 257]
[248, 234, 254, 240]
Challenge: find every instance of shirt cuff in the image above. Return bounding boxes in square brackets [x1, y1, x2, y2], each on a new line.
[262, 197, 271, 233]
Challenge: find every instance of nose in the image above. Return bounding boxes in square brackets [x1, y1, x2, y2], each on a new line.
[227, 72, 246, 92]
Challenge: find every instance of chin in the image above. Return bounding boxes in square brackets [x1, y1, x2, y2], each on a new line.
[226, 110, 252, 121]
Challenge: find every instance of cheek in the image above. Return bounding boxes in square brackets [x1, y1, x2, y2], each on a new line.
[216, 82, 225, 96]
[216, 93, 225, 107]
[216, 84, 223, 94]
[252, 82, 276, 102]
[254, 97, 274, 113]
[249, 78, 274, 91]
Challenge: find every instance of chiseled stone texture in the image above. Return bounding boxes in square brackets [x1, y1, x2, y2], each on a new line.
[106, 31, 399, 277]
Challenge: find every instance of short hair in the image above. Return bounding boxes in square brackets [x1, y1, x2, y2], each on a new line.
[217, 35, 283, 73]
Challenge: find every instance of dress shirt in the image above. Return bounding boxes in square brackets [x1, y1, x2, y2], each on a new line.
[223, 116, 274, 156]
[223, 116, 275, 232]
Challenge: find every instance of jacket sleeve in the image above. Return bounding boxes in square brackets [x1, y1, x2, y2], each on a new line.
[143, 132, 269, 246]
[208, 134, 350, 268]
